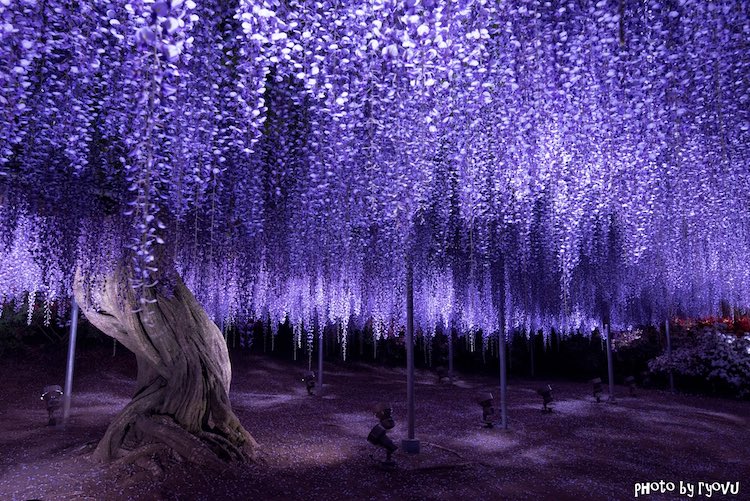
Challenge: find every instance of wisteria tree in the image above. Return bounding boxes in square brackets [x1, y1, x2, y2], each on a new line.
[1, 0, 748, 466]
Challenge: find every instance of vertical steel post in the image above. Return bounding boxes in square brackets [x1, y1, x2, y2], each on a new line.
[63, 299, 79, 423]
[605, 323, 615, 402]
[448, 328, 454, 384]
[499, 328, 508, 429]
[665, 318, 674, 393]
[529, 331, 535, 378]
[402, 261, 420, 453]
[499, 259, 508, 429]
[406, 262, 415, 438]
[318, 325, 324, 396]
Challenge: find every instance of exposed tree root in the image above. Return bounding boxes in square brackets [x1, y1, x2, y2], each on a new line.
[135, 415, 227, 470]
[100, 412, 255, 474]
[109, 443, 170, 478]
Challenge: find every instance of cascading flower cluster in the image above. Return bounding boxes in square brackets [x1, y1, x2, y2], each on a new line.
[1, 0, 749, 347]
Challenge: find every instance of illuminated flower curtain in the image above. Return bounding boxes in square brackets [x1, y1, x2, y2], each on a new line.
[1, 0, 748, 342]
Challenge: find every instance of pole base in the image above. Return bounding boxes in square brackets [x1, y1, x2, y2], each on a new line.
[401, 439, 421, 454]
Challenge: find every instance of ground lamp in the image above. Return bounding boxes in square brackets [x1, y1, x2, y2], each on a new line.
[477, 393, 496, 428]
[537, 385, 554, 413]
[302, 371, 316, 396]
[41, 385, 64, 426]
[640, 370, 651, 388]
[367, 403, 398, 468]
[624, 376, 637, 396]
[591, 378, 603, 403]
[435, 366, 448, 384]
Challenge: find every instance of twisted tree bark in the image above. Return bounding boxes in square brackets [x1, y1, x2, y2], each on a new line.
[74, 264, 258, 468]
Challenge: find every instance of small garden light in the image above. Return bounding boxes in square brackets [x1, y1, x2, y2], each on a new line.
[301, 371, 316, 396]
[435, 366, 448, 384]
[477, 392, 496, 428]
[367, 403, 398, 468]
[591, 378, 603, 403]
[537, 384, 554, 413]
[624, 376, 637, 396]
[40, 385, 63, 426]
[640, 370, 651, 388]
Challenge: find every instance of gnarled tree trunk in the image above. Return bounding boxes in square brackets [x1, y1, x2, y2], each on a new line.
[74, 264, 259, 468]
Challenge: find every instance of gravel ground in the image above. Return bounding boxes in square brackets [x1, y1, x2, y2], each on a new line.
[0, 345, 747, 501]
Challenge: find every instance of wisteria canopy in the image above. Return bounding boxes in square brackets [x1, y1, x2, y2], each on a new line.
[1, 0, 749, 343]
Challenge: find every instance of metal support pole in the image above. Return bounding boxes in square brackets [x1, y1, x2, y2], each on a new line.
[605, 323, 615, 402]
[499, 260, 508, 429]
[529, 331, 535, 378]
[318, 325, 324, 396]
[499, 328, 508, 429]
[406, 264, 414, 439]
[448, 328, 454, 384]
[665, 318, 674, 393]
[63, 299, 79, 423]
[402, 261, 420, 453]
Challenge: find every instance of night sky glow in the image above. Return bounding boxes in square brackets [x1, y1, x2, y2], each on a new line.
[1, 0, 749, 344]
